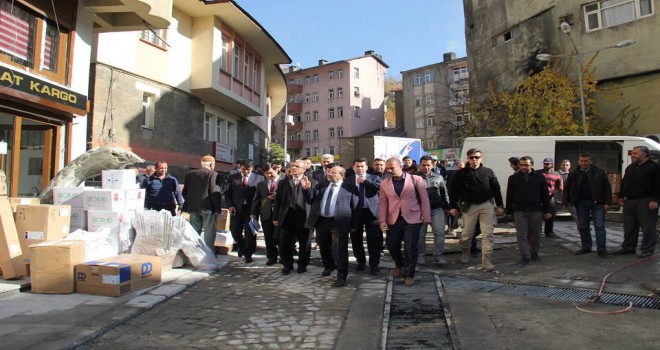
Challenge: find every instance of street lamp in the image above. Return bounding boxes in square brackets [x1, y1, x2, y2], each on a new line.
[536, 22, 635, 136]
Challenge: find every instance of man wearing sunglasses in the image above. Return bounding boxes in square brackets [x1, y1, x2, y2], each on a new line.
[448, 148, 504, 271]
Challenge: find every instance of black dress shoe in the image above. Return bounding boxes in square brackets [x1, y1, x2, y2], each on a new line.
[321, 268, 334, 276]
[281, 267, 292, 275]
[245, 257, 253, 263]
[370, 266, 380, 274]
[297, 266, 307, 273]
[332, 279, 346, 287]
[545, 232, 556, 238]
[574, 248, 592, 255]
[356, 263, 366, 271]
[531, 253, 541, 261]
[266, 260, 276, 266]
[638, 251, 654, 258]
[597, 250, 610, 258]
[611, 249, 635, 255]
[517, 258, 530, 267]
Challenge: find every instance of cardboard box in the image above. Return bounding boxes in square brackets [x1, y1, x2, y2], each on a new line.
[0, 197, 26, 279]
[52, 187, 86, 208]
[215, 209, 231, 231]
[87, 210, 134, 233]
[8, 197, 40, 212]
[64, 229, 123, 261]
[124, 189, 146, 211]
[15, 205, 71, 253]
[83, 189, 126, 212]
[75, 254, 162, 297]
[29, 240, 85, 293]
[607, 173, 621, 194]
[214, 231, 234, 248]
[102, 169, 138, 190]
[70, 207, 87, 231]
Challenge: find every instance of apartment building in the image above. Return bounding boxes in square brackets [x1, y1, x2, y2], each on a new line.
[464, 0, 660, 135]
[89, 0, 291, 178]
[401, 53, 469, 155]
[0, 0, 171, 196]
[272, 51, 388, 163]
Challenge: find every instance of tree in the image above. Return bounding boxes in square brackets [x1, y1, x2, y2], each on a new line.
[463, 62, 637, 137]
[268, 143, 285, 163]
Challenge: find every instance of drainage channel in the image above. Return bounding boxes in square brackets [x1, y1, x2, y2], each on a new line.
[440, 276, 660, 310]
[384, 272, 454, 350]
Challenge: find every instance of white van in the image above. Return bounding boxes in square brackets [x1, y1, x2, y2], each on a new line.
[459, 136, 660, 208]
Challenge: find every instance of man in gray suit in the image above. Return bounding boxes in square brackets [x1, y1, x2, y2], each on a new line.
[182, 155, 221, 250]
[251, 164, 281, 266]
[306, 165, 359, 287]
[226, 160, 264, 263]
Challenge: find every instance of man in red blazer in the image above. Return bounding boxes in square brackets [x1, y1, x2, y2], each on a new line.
[378, 157, 431, 286]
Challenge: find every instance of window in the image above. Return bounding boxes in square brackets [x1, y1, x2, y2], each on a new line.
[313, 74, 319, 83]
[296, 77, 302, 85]
[492, 27, 518, 46]
[305, 76, 311, 85]
[313, 92, 319, 102]
[415, 98, 422, 107]
[456, 113, 471, 128]
[253, 130, 260, 144]
[337, 106, 344, 118]
[337, 87, 343, 98]
[305, 131, 311, 140]
[313, 129, 319, 140]
[425, 73, 434, 83]
[329, 145, 335, 154]
[305, 112, 311, 122]
[453, 88, 469, 98]
[0, 2, 69, 82]
[329, 128, 335, 138]
[426, 95, 434, 105]
[254, 60, 260, 90]
[232, 44, 240, 77]
[427, 139, 435, 149]
[328, 71, 334, 80]
[353, 106, 361, 118]
[328, 108, 335, 119]
[215, 116, 226, 142]
[296, 133, 302, 140]
[226, 121, 236, 145]
[203, 114, 211, 141]
[305, 148, 311, 157]
[337, 127, 344, 137]
[337, 69, 343, 78]
[427, 117, 434, 127]
[328, 89, 334, 99]
[142, 93, 155, 129]
[295, 95, 304, 103]
[314, 147, 322, 156]
[414, 75, 422, 86]
[416, 119, 424, 128]
[220, 34, 229, 71]
[353, 86, 360, 97]
[313, 110, 319, 121]
[244, 52, 250, 85]
[584, 0, 653, 31]
[305, 94, 310, 103]
[353, 67, 360, 78]
[140, 29, 166, 49]
[453, 66, 468, 82]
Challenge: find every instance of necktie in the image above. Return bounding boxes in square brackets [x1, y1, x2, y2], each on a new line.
[270, 181, 275, 192]
[323, 184, 335, 217]
[243, 176, 248, 188]
[358, 181, 365, 208]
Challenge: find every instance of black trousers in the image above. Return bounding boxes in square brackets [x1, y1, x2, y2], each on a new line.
[280, 207, 311, 269]
[261, 217, 279, 263]
[350, 208, 382, 267]
[316, 217, 337, 270]
[386, 216, 422, 278]
[230, 204, 256, 258]
[543, 202, 557, 234]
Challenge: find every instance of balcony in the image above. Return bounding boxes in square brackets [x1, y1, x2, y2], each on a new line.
[288, 140, 303, 149]
[448, 98, 468, 107]
[287, 102, 302, 113]
[287, 84, 303, 94]
[87, 0, 173, 32]
[288, 120, 303, 132]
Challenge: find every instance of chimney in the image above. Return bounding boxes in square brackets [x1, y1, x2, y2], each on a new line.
[364, 50, 375, 56]
[443, 52, 457, 62]
[288, 66, 296, 73]
[318, 59, 327, 66]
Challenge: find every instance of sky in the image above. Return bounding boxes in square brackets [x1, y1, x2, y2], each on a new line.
[236, 0, 467, 79]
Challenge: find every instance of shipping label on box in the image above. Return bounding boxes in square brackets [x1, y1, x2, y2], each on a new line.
[70, 208, 87, 230]
[215, 209, 231, 231]
[124, 189, 146, 211]
[87, 210, 134, 233]
[102, 169, 138, 190]
[53, 187, 86, 208]
[8, 197, 40, 212]
[75, 254, 161, 297]
[15, 204, 71, 253]
[83, 189, 126, 212]
[29, 240, 85, 294]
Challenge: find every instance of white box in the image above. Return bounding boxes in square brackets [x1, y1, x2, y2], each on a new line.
[83, 189, 126, 212]
[87, 210, 134, 233]
[53, 187, 86, 208]
[64, 228, 131, 261]
[124, 188, 146, 211]
[214, 231, 234, 247]
[70, 207, 87, 230]
[102, 169, 138, 190]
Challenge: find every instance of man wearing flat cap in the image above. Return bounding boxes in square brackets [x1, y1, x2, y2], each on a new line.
[537, 157, 562, 238]
[182, 155, 222, 250]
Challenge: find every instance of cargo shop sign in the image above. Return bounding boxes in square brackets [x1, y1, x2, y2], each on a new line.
[0, 66, 87, 115]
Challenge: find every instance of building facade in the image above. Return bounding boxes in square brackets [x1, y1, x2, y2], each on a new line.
[464, 0, 660, 136]
[0, 0, 171, 196]
[89, 0, 291, 179]
[272, 51, 388, 164]
[401, 52, 469, 156]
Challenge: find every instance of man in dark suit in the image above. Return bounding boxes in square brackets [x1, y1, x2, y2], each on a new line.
[345, 158, 383, 274]
[312, 154, 334, 183]
[273, 160, 317, 274]
[226, 160, 264, 263]
[251, 164, 281, 266]
[306, 165, 358, 287]
[182, 155, 222, 250]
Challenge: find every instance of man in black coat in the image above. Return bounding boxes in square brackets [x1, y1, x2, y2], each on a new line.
[306, 165, 359, 287]
[182, 155, 222, 250]
[251, 164, 282, 266]
[273, 160, 317, 274]
[226, 160, 264, 263]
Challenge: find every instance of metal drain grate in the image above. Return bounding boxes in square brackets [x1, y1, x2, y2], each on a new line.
[441, 276, 660, 310]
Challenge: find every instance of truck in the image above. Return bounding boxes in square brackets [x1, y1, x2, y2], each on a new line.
[459, 136, 660, 208]
[339, 136, 423, 166]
